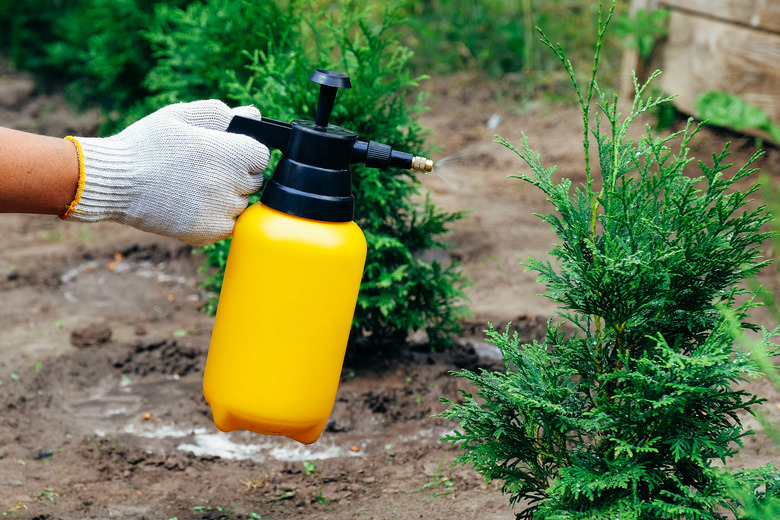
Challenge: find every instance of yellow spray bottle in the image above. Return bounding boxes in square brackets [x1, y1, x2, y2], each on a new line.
[203, 70, 432, 444]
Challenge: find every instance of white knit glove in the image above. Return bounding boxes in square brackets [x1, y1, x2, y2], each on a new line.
[62, 100, 270, 246]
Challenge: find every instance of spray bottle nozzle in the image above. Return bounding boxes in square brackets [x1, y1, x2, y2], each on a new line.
[351, 140, 433, 173]
[411, 156, 434, 173]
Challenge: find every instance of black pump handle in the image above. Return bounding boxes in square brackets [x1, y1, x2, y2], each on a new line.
[309, 70, 351, 128]
[226, 116, 292, 154]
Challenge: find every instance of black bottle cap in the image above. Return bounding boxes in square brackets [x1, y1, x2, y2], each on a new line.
[260, 70, 356, 222]
[261, 120, 356, 222]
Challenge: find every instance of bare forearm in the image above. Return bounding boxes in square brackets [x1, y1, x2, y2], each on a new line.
[0, 101, 269, 245]
[0, 127, 79, 215]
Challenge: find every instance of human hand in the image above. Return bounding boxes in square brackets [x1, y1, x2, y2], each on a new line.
[62, 100, 270, 246]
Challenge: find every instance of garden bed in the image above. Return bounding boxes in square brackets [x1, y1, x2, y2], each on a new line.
[1, 65, 779, 519]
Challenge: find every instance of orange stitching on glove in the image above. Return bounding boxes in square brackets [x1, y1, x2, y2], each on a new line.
[60, 136, 86, 220]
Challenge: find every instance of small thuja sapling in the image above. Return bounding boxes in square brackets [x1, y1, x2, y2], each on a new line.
[439, 2, 780, 518]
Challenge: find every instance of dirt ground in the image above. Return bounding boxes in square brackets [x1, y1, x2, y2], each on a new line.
[2, 61, 780, 519]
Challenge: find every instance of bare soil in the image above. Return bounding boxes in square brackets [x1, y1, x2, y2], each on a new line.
[2, 63, 780, 519]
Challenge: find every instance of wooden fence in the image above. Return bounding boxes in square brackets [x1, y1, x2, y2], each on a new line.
[623, 0, 780, 142]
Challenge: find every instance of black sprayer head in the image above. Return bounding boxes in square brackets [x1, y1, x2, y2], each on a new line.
[226, 69, 432, 223]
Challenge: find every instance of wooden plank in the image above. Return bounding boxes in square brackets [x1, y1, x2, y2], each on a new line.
[629, 0, 661, 15]
[658, 10, 780, 135]
[661, 0, 780, 33]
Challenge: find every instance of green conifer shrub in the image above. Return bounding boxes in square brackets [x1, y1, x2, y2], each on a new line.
[0, 0, 63, 72]
[46, 0, 193, 112]
[0, 0, 191, 111]
[439, 2, 780, 517]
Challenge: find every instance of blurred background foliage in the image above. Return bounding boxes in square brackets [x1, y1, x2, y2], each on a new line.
[0, 0, 628, 123]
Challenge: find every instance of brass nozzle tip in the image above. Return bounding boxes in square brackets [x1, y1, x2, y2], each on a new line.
[411, 156, 434, 173]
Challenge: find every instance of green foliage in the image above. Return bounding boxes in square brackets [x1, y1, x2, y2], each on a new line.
[47, 0, 189, 112]
[0, 0, 63, 72]
[398, 0, 528, 77]
[2, 0, 626, 111]
[0, 0, 190, 111]
[440, 2, 780, 517]
[139, 0, 296, 112]
[397, 0, 620, 87]
[614, 8, 669, 59]
[2, 0, 633, 120]
[760, 175, 780, 323]
[727, 460, 780, 518]
[696, 91, 780, 145]
[733, 178, 780, 518]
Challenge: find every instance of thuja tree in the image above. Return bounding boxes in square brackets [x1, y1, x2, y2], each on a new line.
[440, 2, 780, 518]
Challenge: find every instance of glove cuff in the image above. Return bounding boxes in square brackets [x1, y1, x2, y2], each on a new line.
[60, 136, 86, 220]
[60, 135, 137, 224]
